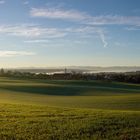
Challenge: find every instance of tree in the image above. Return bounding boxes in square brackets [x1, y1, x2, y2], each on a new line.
[0, 68, 4, 75]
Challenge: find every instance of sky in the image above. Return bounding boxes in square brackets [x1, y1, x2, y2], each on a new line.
[0, 0, 140, 68]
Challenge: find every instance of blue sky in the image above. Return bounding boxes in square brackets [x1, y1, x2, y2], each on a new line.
[0, 0, 140, 67]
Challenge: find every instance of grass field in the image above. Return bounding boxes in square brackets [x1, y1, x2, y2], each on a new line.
[0, 77, 140, 139]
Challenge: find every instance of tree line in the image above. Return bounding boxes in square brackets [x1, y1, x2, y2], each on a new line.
[0, 68, 140, 84]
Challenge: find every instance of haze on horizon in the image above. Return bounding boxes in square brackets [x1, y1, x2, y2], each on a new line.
[0, 0, 140, 68]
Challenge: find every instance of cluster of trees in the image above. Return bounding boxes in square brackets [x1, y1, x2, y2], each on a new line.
[92, 72, 140, 83]
[0, 68, 140, 84]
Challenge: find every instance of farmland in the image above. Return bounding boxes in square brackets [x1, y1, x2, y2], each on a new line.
[0, 77, 140, 139]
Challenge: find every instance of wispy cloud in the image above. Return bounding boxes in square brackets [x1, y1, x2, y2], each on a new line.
[97, 30, 108, 48]
[30, 7, 140, 26]
[24, 39, 50, 43]
[65, 26, 108, 47]
[125, 26, 140, 31]
[0, 25, 66, 38]
[114, 42, 126, 48]
[132, 9, 140, 13]
[87, 15, 140, 26]
[23, 1, 29, 5]
[0, 23, 108, 48]
[0, 51, 35, 57]
[0, 0, 5, 4]
[22, 25, 108, 48]
[30, 8, 89, 21]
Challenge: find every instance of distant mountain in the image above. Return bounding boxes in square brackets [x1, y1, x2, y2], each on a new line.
[4, 66, 140, 74]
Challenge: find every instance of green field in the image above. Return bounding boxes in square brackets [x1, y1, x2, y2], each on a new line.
[0, 77, 140, 139]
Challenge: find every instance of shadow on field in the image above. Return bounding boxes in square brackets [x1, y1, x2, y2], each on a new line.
[8, 77, 140, 90]
[0, 85, 91, 96]
[0, 78, 140, 96]
[0, 83, 140, 96]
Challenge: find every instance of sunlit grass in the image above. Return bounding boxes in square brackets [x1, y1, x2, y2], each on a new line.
[0, 103, 139, 140]
[0, 77, 139, 139]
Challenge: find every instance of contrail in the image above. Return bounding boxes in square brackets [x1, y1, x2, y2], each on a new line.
[97, 30, 108, 48]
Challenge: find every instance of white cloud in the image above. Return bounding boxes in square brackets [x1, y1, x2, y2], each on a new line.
[0, 0, 5, 4]
[30, 7, 140, 26]
[0, 51, 35, 57]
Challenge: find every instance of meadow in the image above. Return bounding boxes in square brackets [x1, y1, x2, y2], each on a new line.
[0, 77, 140, 139]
